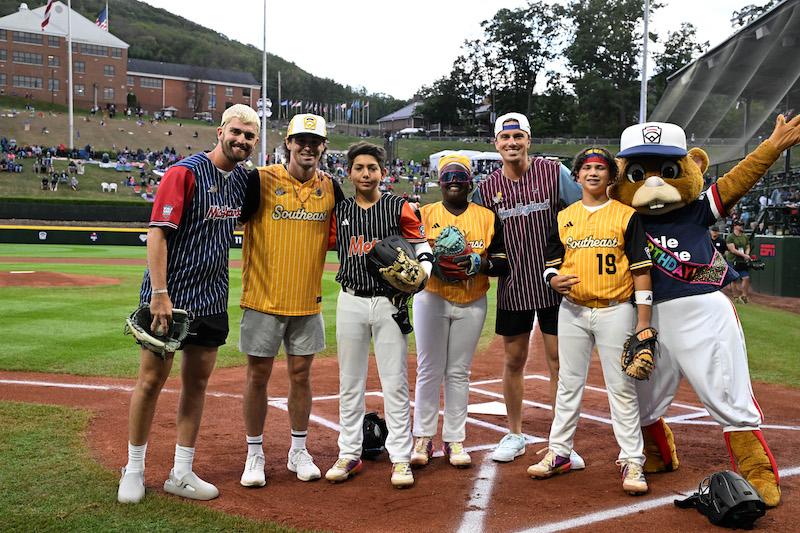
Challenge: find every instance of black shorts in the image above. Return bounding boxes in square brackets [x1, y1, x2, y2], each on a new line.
[180, 312, 229, 349]
[496, 306, 558, 337]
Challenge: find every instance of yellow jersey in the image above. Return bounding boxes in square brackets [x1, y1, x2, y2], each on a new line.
[240, 164, 337, 315]
[544, 199, 651, 304]
[421, 202, 500, 304]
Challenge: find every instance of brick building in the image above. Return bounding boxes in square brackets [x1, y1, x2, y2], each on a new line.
[0, 2, 260, 120]
[127, 59, 260, 121]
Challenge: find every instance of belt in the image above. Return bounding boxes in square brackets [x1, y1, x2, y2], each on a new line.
[566, 296, 620, 309]
[343, 286, 386, 298]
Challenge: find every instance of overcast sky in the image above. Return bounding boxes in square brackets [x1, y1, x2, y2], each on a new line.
[137, 0, 767, 100]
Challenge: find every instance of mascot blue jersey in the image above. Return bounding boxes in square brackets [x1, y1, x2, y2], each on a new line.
[640, 184, 739, 303]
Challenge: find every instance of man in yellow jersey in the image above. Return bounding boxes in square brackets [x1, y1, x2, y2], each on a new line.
[238, 113, 343, 487]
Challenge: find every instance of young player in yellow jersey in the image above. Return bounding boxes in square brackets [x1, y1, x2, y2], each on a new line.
[528, 148, 654, 496]
[238, 114, 343, 487]
[410, 154, 508, 468]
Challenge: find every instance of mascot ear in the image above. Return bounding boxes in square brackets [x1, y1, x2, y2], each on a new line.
[688, 147, 709, 174]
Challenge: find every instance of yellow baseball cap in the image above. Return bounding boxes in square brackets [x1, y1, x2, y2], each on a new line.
[438, 153, 472, 173]
[286, 113, 327, 139]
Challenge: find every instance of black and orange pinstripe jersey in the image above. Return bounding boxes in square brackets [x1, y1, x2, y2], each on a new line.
[240, 164, 339, 316]
[421, 201, 506, 304]
[545, 199, 651, 303]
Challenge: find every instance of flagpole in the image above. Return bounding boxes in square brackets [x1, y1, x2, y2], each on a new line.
[260, 0, 267, 166]
[67, 0, 74, 150]
[105, 0, 109, 31]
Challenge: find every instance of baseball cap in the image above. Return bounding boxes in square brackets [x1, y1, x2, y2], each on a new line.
[733, 220, 744, 227]
[617, 122, 687, 158]
[494, 112, 531, 137]
[438, 153, 472, 173]
[286, 113, 327, 139]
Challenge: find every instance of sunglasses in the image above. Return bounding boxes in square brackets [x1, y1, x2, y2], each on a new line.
[439, 170, 472, 184]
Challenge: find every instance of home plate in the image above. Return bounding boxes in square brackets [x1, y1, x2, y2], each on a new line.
[467, 401, 507, 416]
[9, 271, 36, 274]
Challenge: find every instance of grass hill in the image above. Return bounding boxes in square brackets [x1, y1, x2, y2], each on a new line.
[0, 0, 405, 119]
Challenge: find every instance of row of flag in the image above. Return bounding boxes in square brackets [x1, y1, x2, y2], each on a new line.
[41, 1, 108, 31]
[278, 100, 370, 112]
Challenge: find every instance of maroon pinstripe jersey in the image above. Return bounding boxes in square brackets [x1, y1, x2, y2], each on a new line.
[478, 158, 561, 310]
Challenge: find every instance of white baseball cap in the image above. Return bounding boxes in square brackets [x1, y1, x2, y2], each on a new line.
[617, 122, 687, 158]
[286, 113, 327, 139]
[494, 112, 531, 137]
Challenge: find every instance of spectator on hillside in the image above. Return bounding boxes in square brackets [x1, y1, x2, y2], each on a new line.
[70, 176, 79, 191]
[50, 173, 58, 191]
[41, 175, 49, 190]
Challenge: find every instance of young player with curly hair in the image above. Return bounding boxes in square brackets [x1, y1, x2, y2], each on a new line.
[527, 147, 654, 496]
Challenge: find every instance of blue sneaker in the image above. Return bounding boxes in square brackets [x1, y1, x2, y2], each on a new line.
[491, 433, 526, 462]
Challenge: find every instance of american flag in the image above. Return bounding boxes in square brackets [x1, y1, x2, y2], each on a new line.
[41, 0, 55, 30]
[95, 6, 108, 31]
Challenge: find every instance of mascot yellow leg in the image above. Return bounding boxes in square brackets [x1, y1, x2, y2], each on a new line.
[642, 417, 679, 473]
[725, 430, 781, 507]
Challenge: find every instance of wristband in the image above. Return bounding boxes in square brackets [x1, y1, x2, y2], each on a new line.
[152, 288, 168, 295]
[634, 290, 653, 305]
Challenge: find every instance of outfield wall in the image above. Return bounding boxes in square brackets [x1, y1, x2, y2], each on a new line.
[0, 225, 244, 248]
[0, 201, 151, 223]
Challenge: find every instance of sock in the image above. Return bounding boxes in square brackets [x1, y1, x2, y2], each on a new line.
[173, 444, 195, 479]
[247, 435, 264, 457]
[291, 430, 307, 451]
[125, 442, 147, 474]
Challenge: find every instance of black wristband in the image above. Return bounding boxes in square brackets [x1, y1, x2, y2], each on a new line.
[417, 252, 434, 264]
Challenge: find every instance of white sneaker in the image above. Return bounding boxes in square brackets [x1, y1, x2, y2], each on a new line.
[491, 433, 526, 462]
[287, 448, 321, 481]
[117, 467, 145, 504]
[570, 449, 586, 470]
[163, 469, 219, 500]
[240, 454, 266, 487]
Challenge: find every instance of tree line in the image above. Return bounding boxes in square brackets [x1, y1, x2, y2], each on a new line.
[417, 0, 771, 137]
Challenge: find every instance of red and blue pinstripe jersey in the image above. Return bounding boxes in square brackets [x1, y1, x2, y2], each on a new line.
[640, 184, 738, 303]
[139, 152, 249, 316]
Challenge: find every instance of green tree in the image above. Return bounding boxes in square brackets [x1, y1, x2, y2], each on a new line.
[649, 23, 708, 114]
[416, 75, 467, 131]
[530, 72, 578, 136]
[730, 1, 778, 28]
[562, 0, 661, 135]
[481, 1, 561, 116]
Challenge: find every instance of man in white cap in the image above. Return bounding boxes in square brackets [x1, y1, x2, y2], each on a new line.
[474, 112, 585, 466]
[238, 113, 344, 487]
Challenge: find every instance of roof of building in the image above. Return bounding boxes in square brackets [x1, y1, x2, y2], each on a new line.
[0, 2, 128, 48]
[377, 101, 422, 122]
[127, 58, 259, 87]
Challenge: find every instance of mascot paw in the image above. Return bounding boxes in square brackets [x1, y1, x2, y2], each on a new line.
[727, 430, 781, 507]
[643, 418, 679, 473]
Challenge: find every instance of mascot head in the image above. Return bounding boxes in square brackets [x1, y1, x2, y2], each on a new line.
[610, 122, 709, 215]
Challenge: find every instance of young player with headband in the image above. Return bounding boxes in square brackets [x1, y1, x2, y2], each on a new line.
[527, 147, 654, 496]
[410, 154, 508, 468]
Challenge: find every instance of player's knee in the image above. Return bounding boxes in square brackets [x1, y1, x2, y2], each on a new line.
[504, 355, 527, 374]
[289, 366, 311, 387]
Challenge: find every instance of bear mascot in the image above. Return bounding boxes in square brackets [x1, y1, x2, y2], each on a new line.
[609, 114, 800, 507]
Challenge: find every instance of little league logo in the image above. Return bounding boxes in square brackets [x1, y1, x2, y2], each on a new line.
[304, 116, 317, 130]
[642, 125, 663, 144]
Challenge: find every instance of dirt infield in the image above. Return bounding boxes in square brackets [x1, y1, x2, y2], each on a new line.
[1, 334, 798, 532]
[0, 270, 119, 287]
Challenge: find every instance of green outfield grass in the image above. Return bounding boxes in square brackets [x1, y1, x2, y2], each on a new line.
[0, 401, 306, 533]
[0, 244, 497, 377]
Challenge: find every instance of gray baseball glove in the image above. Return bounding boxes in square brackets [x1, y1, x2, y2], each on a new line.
[124, 304, 191, 358]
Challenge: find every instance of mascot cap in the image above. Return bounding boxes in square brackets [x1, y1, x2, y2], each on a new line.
[286, 113, 327, 139]
[618, 122, 687, 158]
[494, 112, 531, 137]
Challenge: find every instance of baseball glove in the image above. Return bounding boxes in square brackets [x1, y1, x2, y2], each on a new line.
[124, 304, 191, 358]
[620, 327, 658, 380]
[366, 235, 426, 294]
[432, 225, 481, 282]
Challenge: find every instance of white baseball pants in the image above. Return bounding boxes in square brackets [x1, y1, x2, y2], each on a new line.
[549, 299, 645, 465]
[637, 291, 763, 431]
[335, 290, 413, 463]
[412, 291, 487, 442]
